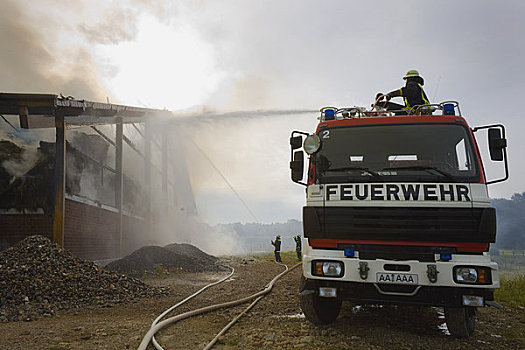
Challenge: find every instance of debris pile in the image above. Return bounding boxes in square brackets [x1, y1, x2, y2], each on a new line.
[164, 242, 218, 266]
[0, 235, 168, 322]
[106, 243, 220, 277]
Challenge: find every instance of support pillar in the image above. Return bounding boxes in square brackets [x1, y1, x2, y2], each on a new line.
[52, 113, 66, 246]
[161, 131, 168, 209]
[115, 119, 123, 256]
[144, 121, 152, 231]
[18, 106, 29, 129]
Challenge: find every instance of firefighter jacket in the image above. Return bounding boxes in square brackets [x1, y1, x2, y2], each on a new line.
[294, 236, 302, 251]
[400, 81, 430, 109]
[271, 238, 281, 252]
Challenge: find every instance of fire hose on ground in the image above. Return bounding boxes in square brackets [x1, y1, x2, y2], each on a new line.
[150, 264, 236, 350]
[138, 261, 301, 350]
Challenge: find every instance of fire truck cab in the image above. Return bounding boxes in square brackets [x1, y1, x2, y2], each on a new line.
[289, 101, 509, 338]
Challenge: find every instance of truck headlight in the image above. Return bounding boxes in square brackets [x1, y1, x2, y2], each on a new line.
[312, 260, 344, 277]
[303, 134, 321, 155]
[455, 267, 478, 283]
[453, 266, 491, 285]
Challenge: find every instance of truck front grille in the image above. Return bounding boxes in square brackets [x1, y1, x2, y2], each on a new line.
[303, 206, 495, 243]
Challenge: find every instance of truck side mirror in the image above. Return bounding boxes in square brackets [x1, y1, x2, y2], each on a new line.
[290, 136, 303, 150]
[473, 124, 509, 185]
[290, 131, 309, 186]
[290, 151, 304, 182]
[488, 128, 507, 161]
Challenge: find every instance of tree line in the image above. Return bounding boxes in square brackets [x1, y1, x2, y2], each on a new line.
[492, 192, 525, 250]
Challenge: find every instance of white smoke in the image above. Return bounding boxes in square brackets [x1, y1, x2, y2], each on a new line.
[1, 147, 40, 179]
[0, 0, 319, 256]
[0, 125, 54, 178]
[131, 116, 247, 255]
[154, 212, 244, 256]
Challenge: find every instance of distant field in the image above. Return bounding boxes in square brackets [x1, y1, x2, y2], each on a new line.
[495, 274, 525, 307]
[496, 249, 525, 256]
[490, 250, 524, 306]
[491, 250, 525, 277]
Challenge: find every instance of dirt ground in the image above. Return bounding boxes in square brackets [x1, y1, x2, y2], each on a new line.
[0, 254, 523, 350]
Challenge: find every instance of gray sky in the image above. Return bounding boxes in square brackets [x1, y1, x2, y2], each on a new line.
[1, 0, 523, 224]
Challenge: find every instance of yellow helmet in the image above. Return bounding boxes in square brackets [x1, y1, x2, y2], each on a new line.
[403, 70, 420, 79]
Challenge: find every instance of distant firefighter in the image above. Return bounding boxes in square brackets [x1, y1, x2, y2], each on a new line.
[294, 234, 302, 261]
[271, 235, 282, 262]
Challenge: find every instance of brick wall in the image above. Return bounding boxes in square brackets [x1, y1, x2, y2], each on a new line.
[64, 200, 119, 260]
[0, 213, 53, 251]
[0, 199, 147, 260]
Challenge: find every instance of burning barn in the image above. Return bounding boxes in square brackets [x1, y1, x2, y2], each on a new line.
[0, 93, 196, 260]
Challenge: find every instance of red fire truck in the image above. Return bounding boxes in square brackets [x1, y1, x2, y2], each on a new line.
[289, 102, 508, 337]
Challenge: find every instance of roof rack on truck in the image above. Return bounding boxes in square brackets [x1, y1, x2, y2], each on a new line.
[319, 101, 462, 121]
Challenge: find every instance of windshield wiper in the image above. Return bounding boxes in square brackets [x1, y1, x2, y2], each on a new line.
[323, 167, 383, 180]
[382, 166, 455, 181]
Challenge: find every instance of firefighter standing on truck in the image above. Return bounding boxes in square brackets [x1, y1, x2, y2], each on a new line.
[294, 234, 302, 261]
[375, 69, 430, 114]
[271, 235, 282, 262]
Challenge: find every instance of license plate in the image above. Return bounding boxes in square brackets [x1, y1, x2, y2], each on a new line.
[376, 272, 418, 284]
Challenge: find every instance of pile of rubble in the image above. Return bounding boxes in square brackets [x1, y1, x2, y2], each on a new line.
[0, 235, 168, 322]
[164, 242, 218, 266]
[106, 243, 220, 277]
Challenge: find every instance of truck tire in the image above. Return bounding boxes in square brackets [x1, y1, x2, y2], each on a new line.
[299, 276, 341, 325]
[444, 306, 476, 338]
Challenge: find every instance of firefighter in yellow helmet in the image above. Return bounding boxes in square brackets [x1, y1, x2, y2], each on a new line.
[271, 235, 282, 262]
[293, 234, 302, 261]
[375, 70, 430, 115]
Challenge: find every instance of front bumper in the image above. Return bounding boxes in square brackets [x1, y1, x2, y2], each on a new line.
[304, 279, 494, 307]
[302, 248, 499, 307]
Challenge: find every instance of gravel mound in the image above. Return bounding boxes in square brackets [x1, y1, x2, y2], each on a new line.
[106, 244, 220, 276]
[0, 235, 168, 322]
[164, 243, 218, 265]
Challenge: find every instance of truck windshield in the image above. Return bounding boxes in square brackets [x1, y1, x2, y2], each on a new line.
[312, 123, 479, 183]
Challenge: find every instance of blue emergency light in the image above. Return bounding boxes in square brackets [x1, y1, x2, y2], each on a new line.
[440, 252, 452, 262]
[324, 108, 336, 120]
[344, 248, 355, 257]
[443, 103, 455, 115]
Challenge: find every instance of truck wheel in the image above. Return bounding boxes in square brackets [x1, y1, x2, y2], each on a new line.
[444, 306, 476, 338]
[299, 276, 341, 325]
